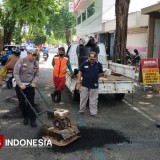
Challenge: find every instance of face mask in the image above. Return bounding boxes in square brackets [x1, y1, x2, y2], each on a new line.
[59, 54, 64, 57]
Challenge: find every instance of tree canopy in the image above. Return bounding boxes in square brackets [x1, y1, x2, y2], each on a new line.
[0, 0, 75, 46]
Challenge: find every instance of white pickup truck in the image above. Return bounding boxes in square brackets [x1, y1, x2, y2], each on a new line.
[66, 43, 135, 101]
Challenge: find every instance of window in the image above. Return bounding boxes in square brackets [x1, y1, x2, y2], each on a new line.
[82, 11, 86, 22]
[77, 15, 81, 25]
[87, 2, 95, 18]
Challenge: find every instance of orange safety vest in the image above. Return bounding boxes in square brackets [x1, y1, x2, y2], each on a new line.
[53, 56, 68, 77]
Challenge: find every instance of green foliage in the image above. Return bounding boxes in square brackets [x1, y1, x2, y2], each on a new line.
[0, 0, 63, 44]
[45, 0, 76, 44]
[32, 35, 47, 45]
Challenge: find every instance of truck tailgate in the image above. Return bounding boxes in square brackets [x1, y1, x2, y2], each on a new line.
[98, 73, 135, 94]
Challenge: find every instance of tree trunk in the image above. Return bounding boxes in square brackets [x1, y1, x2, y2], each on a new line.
[65, 29, 71, 46]
[113, 0, 130, 64]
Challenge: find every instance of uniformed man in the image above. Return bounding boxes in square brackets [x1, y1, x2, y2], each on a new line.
[13, 48, 39, 127]
[76, 52, 103, 117]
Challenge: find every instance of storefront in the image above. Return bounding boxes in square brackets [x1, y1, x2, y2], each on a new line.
[141, 3, 160, 58]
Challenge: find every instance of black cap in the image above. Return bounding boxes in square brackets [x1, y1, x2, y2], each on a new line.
[58, 47, 65, 52]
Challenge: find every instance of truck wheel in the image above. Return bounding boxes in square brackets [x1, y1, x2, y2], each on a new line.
[72, 89, 80, 101]
[114, 93, 125, 101]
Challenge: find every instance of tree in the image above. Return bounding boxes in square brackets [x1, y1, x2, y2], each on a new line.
[46, 0, 76, 46]
[0, 0, 62, 45]
[113, 0, 130, 64]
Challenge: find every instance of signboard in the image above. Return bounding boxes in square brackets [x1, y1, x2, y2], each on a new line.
[69, 2, 75, 12]
[141, 58, 159, 84]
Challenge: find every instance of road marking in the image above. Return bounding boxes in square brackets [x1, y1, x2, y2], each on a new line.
[92, 148, 106, 160]
[123, 99, 158, 124]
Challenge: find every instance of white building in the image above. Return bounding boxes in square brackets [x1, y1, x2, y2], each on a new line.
[74, 0, 159, 59]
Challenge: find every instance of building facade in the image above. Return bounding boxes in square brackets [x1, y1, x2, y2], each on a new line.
[74, 0, 159, 59]
[141, 3, 160, 59]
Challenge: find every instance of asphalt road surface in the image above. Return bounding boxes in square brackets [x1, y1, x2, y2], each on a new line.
[0, 51, 160, 160]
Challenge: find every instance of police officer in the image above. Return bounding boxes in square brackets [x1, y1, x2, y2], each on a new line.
[76, 52, 103, 117]
[13, 48, 39, 127]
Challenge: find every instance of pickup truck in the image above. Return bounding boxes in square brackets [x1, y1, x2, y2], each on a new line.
[66, 42, 135, 101]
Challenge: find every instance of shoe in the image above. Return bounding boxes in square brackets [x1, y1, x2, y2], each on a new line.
[79, 111, 84, 114]
[51, 93, 55, 102]
[30, 121, 37, 127]
[91, 114, 98, 118]
[23, 118, 29, 125]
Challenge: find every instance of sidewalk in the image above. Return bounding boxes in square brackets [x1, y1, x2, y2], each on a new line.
[125, 82, 160, 125]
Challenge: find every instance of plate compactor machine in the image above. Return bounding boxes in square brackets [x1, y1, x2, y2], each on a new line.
[20, 87, 80, 146]
[43, 108, 80, 146]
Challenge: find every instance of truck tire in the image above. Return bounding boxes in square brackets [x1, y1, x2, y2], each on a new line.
[72, 89, 80, 101]
[114, 93, 125, 101]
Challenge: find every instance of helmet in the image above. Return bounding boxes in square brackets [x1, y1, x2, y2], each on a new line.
[26, 47, 36, 55]
[134, 49, 139, 55]
[88, 52, 97, 59]
[89, 36, 94, 41]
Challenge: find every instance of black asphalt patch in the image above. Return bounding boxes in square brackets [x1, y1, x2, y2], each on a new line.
[38, 127, 130, 153]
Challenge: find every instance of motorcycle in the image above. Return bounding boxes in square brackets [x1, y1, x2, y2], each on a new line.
[125, 49, 140, 66]
[125, 49, 132, 65]
[4, 69, 14, 89]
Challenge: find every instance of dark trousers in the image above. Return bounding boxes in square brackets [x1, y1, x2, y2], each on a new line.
[15, 85, 36, 121]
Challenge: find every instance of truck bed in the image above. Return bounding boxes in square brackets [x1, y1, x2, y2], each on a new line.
[99, 73, 133, 82]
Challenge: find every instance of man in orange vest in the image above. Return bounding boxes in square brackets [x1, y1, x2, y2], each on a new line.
[51, 47, 73, 103]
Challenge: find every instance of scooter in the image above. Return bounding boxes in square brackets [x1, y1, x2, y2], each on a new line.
[125, 49, 140, 66]
[3, 69, 14, 89]
[43, 54, 48, 61]
[125, 50, 132, 65]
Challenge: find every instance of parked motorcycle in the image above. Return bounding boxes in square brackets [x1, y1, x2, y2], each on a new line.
[125, 49, 132, 65]
[125, 49, 140, 66]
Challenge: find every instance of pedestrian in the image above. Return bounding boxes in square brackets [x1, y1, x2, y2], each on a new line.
[77, 36, 99, 67]
[13, 48, 39, 127]
[51, 47, 73, 103]
[76, 52, 103, 117]
[0, 49, 20, 87]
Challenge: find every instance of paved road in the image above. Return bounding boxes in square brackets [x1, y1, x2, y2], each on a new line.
[0, 51, 160, 160]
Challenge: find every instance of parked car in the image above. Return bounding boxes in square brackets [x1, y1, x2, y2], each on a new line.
[0, 45, 20, 65]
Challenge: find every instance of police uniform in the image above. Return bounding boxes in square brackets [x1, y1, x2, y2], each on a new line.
[13, 57, 39, 125]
